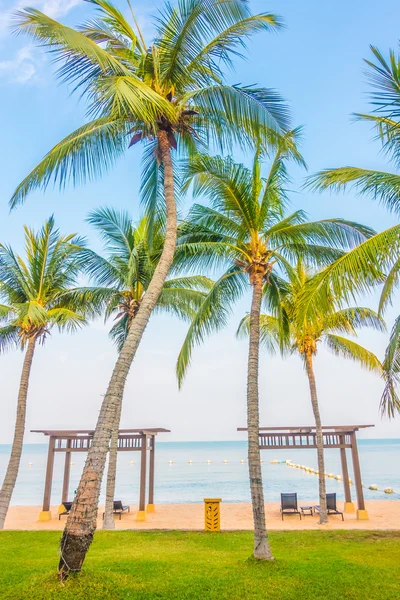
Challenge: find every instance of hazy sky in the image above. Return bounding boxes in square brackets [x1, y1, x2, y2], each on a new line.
[0, 0, 400, 444]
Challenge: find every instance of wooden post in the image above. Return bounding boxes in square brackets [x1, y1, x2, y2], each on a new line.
[61, 439, 71, 503]
[39, 435, 55, 521]
[350, 432, 368, 519]
[147, 435, 155, 513]
[137, 434, 147, 521]
[339, 435, 354, 513]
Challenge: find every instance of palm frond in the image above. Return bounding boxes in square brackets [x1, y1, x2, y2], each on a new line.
[324, 307, 386, 335]
[189, 84, 290, 149]
[87, 207, 135, 258]
[176, 266, 248, 386]
[10, 118, 130, 208]
[306, 167, 400, 217]
[140, 140, 183, 244]
[0, 217, 87, 340]
[364, 45, 400, 118]
[297, 226, 400, 321]
[184, 153, 256, 230]
[269, 218, 375, 251]
[156, 0, 254, 87]
[184, 13, 283, 84]
[58, 286, 116, 317]
[379, 256, 400, 315]
[13, 7, 129, 90]
[381, 316, 400, 418]
[85, 0, 140, 46]
[47, 307, 86, 332]
[237, 313, 283, 354]
[109, 313, 130, 352]
[0, 325, 20, 353]
[354, 114, 400, 169]
[91, 74, 175, 121]
[325, 334, 382, 373]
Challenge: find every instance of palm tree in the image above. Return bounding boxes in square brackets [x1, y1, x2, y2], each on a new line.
[68, 207, 212, 529]
[0, 217, 86, 529]
[306, 44, 400, 417]
[175, 143, 374, 559]
[13, 0, 291, 575]
[238, 260, 384, 523]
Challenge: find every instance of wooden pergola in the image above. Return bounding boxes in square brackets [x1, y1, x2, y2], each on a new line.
[32, 427, 170, 522]
[238, 425, 373, 519]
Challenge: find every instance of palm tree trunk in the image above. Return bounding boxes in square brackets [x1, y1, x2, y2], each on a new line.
[304, 350, 328, 524]
[247, 273, 273, 560]
[0, 337, 36, 529]
[102, 399, 122, 530]
[58, 130, 177, 578]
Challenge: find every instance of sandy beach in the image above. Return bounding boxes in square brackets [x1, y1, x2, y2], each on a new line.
[4, 501, 400, 531]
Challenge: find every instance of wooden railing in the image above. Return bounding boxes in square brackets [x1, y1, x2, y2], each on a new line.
[259, 431, 352, 449]
[53, 434, 146, 452]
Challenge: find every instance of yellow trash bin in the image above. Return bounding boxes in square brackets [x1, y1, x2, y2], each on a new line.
[204, 498, 221, 532]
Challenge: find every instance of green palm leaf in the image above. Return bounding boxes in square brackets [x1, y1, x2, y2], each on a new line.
[325, 334, 382, 373]
[0, 217, 87, 349]
[176, 267, 248, 386]
[379, 257, 400, 315]
[297, 226, 400, 321]
[307, 167, 400, 217]
[10, 118, 130, 208]
[237, 313, 282, 354]
[13, 0, 291, 213]
[381, 316, 400, 418]
[324, 307, 385, 335]
[0, 325, 19, 353]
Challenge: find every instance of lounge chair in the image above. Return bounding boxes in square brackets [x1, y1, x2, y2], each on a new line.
[280, 493, 301, 520]
[58, 501, 73, 520]
[314, 493, 344, 521]
[103, 500, 130, 520]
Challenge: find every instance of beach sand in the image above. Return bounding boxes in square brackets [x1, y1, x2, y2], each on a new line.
[4, 501, 400, 531]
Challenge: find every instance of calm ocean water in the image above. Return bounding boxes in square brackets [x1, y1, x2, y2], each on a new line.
[0, 440, 399, 506]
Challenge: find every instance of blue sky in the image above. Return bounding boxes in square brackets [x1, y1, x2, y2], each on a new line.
[0, 0, 400, 443]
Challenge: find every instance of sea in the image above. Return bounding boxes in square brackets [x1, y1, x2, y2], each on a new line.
[0, 440, 399, 506]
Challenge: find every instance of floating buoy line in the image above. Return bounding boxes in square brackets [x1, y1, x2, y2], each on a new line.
[268, 459, 399, 495]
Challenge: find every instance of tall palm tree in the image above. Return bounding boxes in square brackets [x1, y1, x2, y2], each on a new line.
[238, 260, 384, 523]
[68, 207, 212, 529]
[12, 0, 291, 575]
[175, 144, 374, 559]
[0, 217, 86, 529]
[306, 44, 400, 417]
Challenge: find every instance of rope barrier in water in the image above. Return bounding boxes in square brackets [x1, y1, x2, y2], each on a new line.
[273, 460, 399, 496]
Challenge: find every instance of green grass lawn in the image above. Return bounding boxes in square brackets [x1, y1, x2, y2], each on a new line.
[0, 530, 399, 599]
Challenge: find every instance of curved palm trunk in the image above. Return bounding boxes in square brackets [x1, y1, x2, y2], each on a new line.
[247, 274, 273, 560]
[58, 130, 177, 578]
[0, 337, 36, 529]
[304, 350, 328, 524]
[102, 399, 122, 530]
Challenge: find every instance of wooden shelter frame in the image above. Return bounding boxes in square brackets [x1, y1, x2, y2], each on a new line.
[32, 428, 170, 521]
[237, 425, 374, 519]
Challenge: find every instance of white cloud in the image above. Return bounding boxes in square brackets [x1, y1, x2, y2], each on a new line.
[0, 45, 37, 83]
[35, 0, 81, 19]
[0, 0, 81, 36]
[0, 0, 81, 83]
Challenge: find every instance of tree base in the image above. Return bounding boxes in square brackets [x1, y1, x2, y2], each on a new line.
[102, 517, 115, 530]
[58, 530, 94, 580]
[344, 502, 355, 513]
[38, 510, 52, 521]
[254, 539, 274, 561]
[318, 514, 328, 524]
[254, 554, 274, 561]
